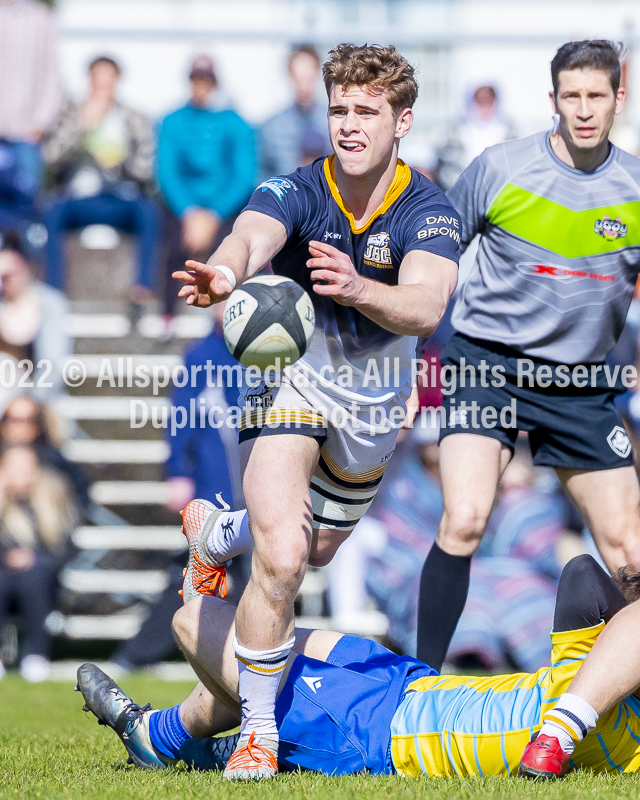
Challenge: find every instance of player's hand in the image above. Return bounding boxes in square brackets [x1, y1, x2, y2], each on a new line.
[172, 260, 234, 307]
[307, 241, 366, 306]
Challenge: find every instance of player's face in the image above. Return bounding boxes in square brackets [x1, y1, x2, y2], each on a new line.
[551, 68, 625, 151]
[328, 84, 412, 177]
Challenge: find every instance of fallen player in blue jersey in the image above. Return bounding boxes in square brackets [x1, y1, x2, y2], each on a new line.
[77, 554, 640, 778]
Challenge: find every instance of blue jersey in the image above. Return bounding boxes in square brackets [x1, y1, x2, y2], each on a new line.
[244, 156, 460, 400]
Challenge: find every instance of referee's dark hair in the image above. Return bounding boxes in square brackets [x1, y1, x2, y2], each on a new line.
[551, 40, 624, 96]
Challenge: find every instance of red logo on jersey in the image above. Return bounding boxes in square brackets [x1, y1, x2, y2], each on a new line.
[523, 263, 615, 282]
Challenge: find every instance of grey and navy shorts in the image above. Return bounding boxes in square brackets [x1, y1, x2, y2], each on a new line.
[438, 333, 634, 471]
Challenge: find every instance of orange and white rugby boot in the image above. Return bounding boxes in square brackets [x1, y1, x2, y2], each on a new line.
[223, 731, 279, 780]
[180, 496, 230, 603]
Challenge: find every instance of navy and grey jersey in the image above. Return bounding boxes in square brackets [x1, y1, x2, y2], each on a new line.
[244, 156, 460, 399]
[447, 131, 640, 364]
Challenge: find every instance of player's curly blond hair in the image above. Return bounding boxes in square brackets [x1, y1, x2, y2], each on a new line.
[322, 43, 418, 116]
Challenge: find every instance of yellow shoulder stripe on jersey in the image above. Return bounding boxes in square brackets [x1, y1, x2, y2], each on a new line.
[323, 155, 412, 234]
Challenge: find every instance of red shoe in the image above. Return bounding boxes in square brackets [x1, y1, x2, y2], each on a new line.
[518, 733, 571, 780]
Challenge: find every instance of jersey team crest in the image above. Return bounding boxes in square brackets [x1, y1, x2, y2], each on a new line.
[594, 215, 628, 241]
[257, 177, 297, 201]
[364, 232, 393, 268]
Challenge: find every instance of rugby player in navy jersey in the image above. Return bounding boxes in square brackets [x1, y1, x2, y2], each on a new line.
[171, 43, 460, 779]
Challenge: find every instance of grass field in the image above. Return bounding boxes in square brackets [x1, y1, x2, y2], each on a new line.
[3, 675, 640, 800]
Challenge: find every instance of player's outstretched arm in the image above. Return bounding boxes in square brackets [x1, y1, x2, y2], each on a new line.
[173, 210, 287, 307]
[307, 241, 457, 336]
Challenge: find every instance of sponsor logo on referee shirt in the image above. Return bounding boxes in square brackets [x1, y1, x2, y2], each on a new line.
[364, 231, 393, 268]
[517, 262, 615, 283]
[594, 215, 628, 241]
[607, 426, 632, 458]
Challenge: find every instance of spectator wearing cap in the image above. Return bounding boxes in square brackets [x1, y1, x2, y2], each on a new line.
[260, 44, 331, 178]
[157, 55, 256, 317]
[42, 56, 160, 302]
[0, 0, 63, 245]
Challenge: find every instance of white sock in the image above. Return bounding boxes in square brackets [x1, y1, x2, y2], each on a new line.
[233, 634, 295, 739]
[207, 510, 252, 563]
[539, 692, 599, 754]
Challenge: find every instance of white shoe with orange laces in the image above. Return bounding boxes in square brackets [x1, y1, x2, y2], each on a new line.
[223, 732, 279, 780]
[180, 496, 230, 603]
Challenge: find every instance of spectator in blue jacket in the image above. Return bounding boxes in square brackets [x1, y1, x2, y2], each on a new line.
[158, 55, 256, 318]
[164, 305, 242, 513]
[260, 44, 330, 179]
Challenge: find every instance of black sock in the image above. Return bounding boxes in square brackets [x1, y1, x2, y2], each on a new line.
[416, 542, 471, 671]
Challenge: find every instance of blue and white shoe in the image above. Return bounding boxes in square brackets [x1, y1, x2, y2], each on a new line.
[179, 732, 240, 771]
[76, 663, 175, 769]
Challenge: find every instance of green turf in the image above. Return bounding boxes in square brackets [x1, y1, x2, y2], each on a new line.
[2, 676, 640, 800]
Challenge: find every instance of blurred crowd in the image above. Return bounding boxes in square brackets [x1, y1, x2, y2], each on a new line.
[3, 0, 640, 682]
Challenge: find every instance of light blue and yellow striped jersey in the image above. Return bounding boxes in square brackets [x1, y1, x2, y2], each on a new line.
[391, 621, 640, 776]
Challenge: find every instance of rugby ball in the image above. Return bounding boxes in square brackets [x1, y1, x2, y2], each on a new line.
[223, 275, 315, 370]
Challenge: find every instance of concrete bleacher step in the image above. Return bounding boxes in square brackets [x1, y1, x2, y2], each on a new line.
[60, 569, 168, 594]
[72, 525, 184, 549]
[54, 396, 168, 420]
[65, 313, 211, 339]
[90, 481, 169, 505]
[75, 354, 182, 377]
[47, 611, 388, 642]
[60, 570, 326, 599]
[64, 440, 169, 463]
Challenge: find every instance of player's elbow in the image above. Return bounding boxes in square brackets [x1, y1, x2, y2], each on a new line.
[416, 297, 449, 337]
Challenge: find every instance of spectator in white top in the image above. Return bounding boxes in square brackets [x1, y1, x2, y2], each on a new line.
[436, 84, 517, 190]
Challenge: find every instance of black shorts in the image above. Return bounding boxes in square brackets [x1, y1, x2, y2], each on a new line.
[438, 334, 634, 471]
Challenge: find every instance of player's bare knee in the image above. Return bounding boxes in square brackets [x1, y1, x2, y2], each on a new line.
[439, 503, 487, 553]
[172, 602, 197, 651]
[254, 548, 308, 598]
